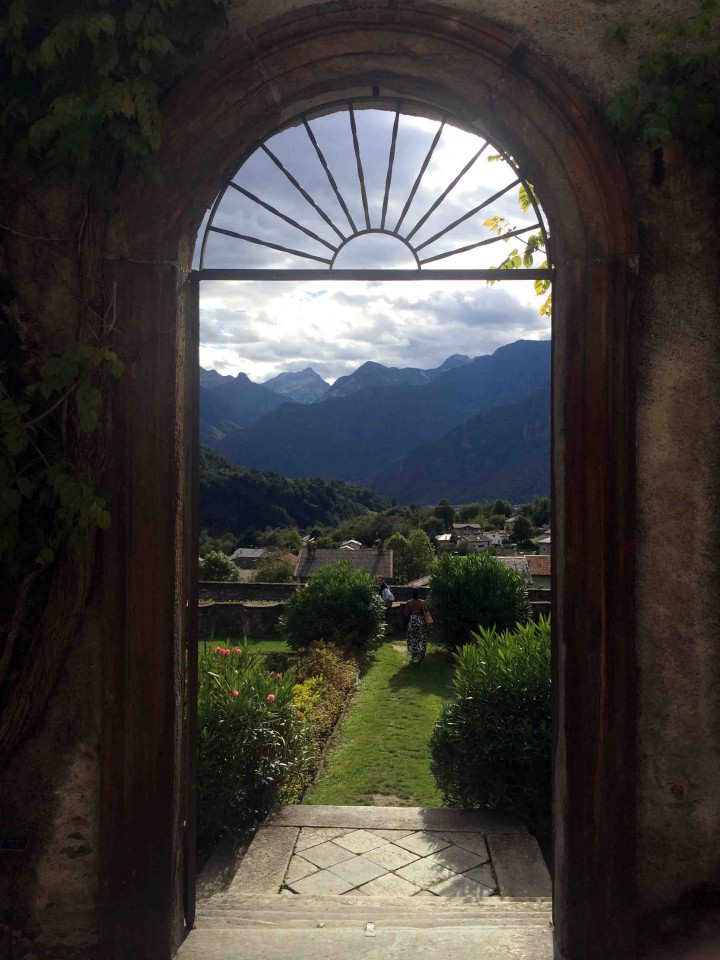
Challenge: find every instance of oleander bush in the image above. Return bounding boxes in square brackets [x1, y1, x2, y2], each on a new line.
[428, 551, 530, 649]
[430, 616, 551, 836]
[279, 562, 386, 652]
[196, 643, 311, 853]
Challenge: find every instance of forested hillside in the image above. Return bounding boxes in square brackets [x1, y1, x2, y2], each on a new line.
[371, 386, 550, 504]
[200, 447, 388, 534]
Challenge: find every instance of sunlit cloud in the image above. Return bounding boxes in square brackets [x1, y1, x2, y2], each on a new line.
[195, 106, 550, 382]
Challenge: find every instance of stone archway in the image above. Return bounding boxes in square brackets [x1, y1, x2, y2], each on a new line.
[103, 6, 638, 958]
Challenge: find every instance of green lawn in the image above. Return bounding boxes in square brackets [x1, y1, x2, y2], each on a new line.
[199, 635, 292, 655]
[304, 636, 454, 807]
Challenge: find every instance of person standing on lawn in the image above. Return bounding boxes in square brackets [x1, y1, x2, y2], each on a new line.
[403, 588, 430, 664]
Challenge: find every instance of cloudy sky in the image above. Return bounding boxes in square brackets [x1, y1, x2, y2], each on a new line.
[195, 106, 551, 383]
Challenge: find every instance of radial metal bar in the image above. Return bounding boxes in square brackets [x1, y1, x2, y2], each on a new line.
[261, 143, 346, 241]
[197, 267, 553, 282]
[302, 118, 357, 233]
[419, 223, 540, 265]
[381, 108, 401, 230]
[405, 141, 490, 243]
[208, 226, 332, 264]
[349, 106, 371, 230]
[414, 178, 522, 252]
[394, 120, 445, 234]
[227, 182, 336, 251]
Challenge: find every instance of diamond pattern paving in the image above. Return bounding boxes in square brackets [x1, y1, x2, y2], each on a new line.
[394, 832, 451, 856]
[283, 827, 500, 898]
[300, 840, 355, 869]
[327, 854, 388, 886]
[333, 829, 387, 854]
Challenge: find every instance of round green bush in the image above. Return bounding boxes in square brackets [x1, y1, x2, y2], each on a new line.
[430, 617, 551, 836]
[279, 561, 386, 652]
[428, 551, 530, 649]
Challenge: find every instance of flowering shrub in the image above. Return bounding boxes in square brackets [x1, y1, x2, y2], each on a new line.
[294, 643, 359, 694]
[196, 643, 311, 853]
[430, 617, 551, 836]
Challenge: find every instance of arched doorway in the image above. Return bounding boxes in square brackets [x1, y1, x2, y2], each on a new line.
[103, 6, 638, 958]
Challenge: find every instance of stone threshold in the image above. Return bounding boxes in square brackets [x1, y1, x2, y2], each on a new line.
[268, 804, 525, 832]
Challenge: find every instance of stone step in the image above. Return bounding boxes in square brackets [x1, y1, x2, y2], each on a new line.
[197, 893, 552, 928]
[177, 925, 553, 959]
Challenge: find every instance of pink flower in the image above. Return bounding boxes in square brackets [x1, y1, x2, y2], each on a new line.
[215, 646, 223, 653]
[276, 673, 282, 678]
[266, 694, 276, 703]
[269, 671, 275, 676]
[234, 647, 242, 654]
[232, 690, 239, 698]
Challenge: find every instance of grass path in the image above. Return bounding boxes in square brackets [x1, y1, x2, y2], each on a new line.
[304, 637, 454, 807]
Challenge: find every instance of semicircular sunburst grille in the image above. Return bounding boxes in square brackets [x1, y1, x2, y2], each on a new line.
[199, 98, 549, 274]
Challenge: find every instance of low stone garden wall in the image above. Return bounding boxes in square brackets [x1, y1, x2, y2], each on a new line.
[198, 584, 550, 640]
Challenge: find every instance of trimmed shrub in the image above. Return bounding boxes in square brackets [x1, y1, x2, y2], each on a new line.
[279, 561, 386, 652]
[199, 550, 239, 581]
[429, 551, 530, 649]
[196, 643, 311, 853]
[252, 557, 295, 583]
[430, 616, 551, 835]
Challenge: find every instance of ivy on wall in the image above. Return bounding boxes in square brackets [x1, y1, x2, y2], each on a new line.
[0, 0, 228, 767]
[607, 0, 720, 163]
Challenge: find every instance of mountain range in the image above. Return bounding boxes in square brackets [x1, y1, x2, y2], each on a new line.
[201, 340, 551, 504]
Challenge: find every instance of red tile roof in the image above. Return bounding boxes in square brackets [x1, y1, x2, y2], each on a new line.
[526, 554, 551, 577]
[295, 548, 393, 580]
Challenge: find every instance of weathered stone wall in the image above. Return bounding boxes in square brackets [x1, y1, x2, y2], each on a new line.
[2, 1, 720, 957]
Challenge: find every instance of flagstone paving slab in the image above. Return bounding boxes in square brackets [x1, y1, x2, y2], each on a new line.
[295, 827, 350, 852]
[395, 832, 451, 856]
[429, 831, 490, 858]
[358, 873, 422, 897]
[395, 854, 457, 889]
[368, 828, 417, 841]
[327, 854, 388, 886]
[465, 863, 497, 890]
[287, 869, 355, 895]
[285, 857, 318, 884]
[431, 844, 488, 874]
[300, 840, 356, 869]
[334, 829, 388, 854]
[365, 843, 421, 871]
[431, 874, 496, 898]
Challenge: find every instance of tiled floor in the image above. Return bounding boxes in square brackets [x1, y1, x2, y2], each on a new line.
[283, 827, 498, 898]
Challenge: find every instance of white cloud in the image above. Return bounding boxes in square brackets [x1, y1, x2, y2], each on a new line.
[196, 106, 550, 382]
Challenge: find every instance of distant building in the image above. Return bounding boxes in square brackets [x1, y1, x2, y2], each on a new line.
[526, 554, 551, 589]
[340, 539, 363, 550]
[457, 533, 491, 553]
[537, 534, 551, 556]
[294, 547, 394, 582]
[452, 523, 485, 534]
[228, 546, 270, 570]
[435, 533, 453, 543]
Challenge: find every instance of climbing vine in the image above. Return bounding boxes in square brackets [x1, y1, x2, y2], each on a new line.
[484, 162, 552, 318]
[0, 0, 228, 765]
[607, 0, 720, 162]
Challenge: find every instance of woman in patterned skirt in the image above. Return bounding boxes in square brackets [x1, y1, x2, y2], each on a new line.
[403, 588, 429, 664]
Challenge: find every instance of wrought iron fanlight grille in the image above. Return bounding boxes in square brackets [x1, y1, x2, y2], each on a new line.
[199, 97, 551, 280]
